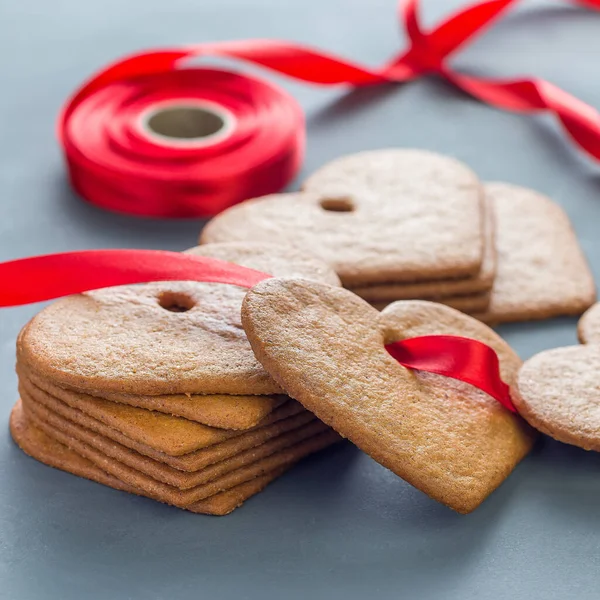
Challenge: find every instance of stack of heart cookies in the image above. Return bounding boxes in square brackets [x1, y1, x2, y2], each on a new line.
[10, 243, 342, 515]
[200, 149, 596, 324]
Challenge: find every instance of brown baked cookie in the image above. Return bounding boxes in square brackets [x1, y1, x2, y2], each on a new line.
[578, 302, 600, 344]
[91, 390, 286, 431]
[19, 372, 304, 456]
[370, 291, 490, 314]
[473, 183, 596, 324]
[201, 149, 485, 286]
[20, 361, 286, 431]
[10, 401, 291, 516]
[17, 242, 340, 397]
[351, 191, 496, 300]
[511, 345, 600, 451]
[184, 242, 340, 286]
[241, 279, 534, 513]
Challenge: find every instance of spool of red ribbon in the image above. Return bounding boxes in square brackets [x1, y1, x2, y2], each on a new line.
[60, 57, 305, 218]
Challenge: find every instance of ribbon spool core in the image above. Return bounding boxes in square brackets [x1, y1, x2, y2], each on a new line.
[140, 101, 235, 147]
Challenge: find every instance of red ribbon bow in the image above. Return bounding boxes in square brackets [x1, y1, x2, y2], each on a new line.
[60, 0, 600, 218]
[0, 250, 516, 412]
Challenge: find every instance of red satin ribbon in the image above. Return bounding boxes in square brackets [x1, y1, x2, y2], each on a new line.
[60, 0, 600, 219]
[0, 250, 270, 307]
[0, 250, 516, 412]
[386, 335, 515, 412]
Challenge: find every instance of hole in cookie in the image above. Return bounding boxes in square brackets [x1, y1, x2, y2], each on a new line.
[158, 292, 195, 313]
[320, 196, 355, 212]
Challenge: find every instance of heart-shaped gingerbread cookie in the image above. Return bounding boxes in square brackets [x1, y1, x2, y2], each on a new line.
[578, 302, 600, 344]
[201, 149, 485, 286]
[241, 280, 534, 513]
[512, 345, 600, 451]
[17, 242, 339, 397]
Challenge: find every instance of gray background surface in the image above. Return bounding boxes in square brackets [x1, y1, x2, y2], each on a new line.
[1, 0, 600, 598]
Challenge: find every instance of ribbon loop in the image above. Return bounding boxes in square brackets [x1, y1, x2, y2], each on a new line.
[386, 335, 516, 412]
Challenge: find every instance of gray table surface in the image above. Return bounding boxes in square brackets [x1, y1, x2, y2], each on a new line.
[2, 0, 600, 598]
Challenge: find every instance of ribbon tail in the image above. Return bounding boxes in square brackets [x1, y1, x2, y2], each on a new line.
[444, 70, 600, 161]
[0, 251, 271, 307]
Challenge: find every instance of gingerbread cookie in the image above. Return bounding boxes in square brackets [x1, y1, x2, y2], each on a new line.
[19, 371, 305, 457]
[241, 279, 534, 513]
[88, 389, 286, 431]
[578, 302, 600, 344]
[473, 183, 596, 324]
[17, 242, 340, 398]
[350, 191, 496, 301]
[184, 242, 340, 286]
[370, 291, 490, 314]
[511, 345, 600, 451]
[201, 149, 486, 286]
